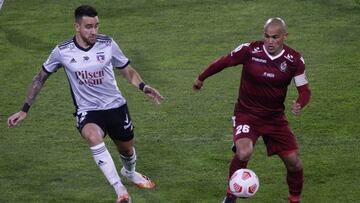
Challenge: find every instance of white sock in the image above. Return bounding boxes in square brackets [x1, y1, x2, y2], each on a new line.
[112, 181, 127, 197]
[90, 142, 124, 195]
[120, 147, 137, 174]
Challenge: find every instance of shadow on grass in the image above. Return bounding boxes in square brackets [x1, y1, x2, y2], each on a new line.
[1, 27, 54, 51]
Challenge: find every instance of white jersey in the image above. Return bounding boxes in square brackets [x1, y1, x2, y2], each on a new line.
[43, 35, 129, 114]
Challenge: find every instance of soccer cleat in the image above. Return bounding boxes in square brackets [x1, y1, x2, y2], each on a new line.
[288, 194, 301, 203]
[221, 195, 237, 203]
[116, 193, 131, 203]
[121, 167, 156, 189]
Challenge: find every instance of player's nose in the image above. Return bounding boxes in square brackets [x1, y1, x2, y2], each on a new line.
[90, 28, 97, 35]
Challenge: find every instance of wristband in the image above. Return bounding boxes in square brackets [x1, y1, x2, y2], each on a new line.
[22, 103, 30, 113]
[139, 82, 146, 91]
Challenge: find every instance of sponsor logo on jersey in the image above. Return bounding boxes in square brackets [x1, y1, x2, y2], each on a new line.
[70, 58, 77, 63]
[263, 72, 275, 78]
[83, 56, 90, 62]
[75, 70, 105, 86]
[284, 54, 294, 62]
[251, 47, 263, 54]
[251, 57, 267, 64]
[280, 61, 287, 72]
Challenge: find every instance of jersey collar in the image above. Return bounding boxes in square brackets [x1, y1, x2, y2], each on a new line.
[73, 36, 95, 52]
[262, 45, 285, 60]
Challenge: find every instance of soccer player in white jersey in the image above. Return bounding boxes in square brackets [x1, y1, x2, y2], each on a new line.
[7, 5, 163, 203]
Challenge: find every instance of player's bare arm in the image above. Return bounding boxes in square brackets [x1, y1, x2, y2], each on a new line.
[7, 69, 50, 128]
[25, 69, 50, 105]
[119, 65, 164, 104]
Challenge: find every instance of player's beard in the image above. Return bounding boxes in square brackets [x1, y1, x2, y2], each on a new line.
[82, 34, 96, 46]
[87, 35, 97, 45]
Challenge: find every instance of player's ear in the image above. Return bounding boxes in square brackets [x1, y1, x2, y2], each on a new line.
[74, 22, 80, 32]
[283, 32, 288, 40]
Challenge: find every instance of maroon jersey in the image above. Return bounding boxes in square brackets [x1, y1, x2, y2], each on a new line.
[198, 41, 308, 117]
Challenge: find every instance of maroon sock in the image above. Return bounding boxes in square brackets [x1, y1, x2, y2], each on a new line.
[287, 169, 303, 197]
[226, 155, 248, 197]
[229, 155, 248, 178]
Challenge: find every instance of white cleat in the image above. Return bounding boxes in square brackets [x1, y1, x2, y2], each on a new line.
[116, 193, 131, 203]
[121, 167, 156, 189]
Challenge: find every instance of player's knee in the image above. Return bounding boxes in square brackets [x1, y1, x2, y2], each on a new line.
[81, 124, 104, 145]
[82, 130, 103, 145]
[237, 150, 252, 161]
[285, 156, 303, 172]
[235, 138, 253, 161]
[85, 134, 103, 146]
[236, 146, 253, 161]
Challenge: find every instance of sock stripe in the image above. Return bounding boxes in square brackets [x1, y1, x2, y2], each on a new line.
[120, 148, 136, 172]
[120, 153, 135, 160]
[91, 145, 107, 155]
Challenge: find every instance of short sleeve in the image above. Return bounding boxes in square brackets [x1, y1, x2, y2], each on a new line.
[111, 40, 130, 69]
[43, 46, 62, 73]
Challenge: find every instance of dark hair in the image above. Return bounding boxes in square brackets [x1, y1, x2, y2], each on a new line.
[74, 5, 98, 22]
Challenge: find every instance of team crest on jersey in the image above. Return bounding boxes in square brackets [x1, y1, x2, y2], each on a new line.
[280, 61, 287, 72]
[96, 53, 105, 63]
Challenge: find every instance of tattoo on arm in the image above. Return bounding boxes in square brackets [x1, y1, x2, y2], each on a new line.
[25, 70, 50, 105]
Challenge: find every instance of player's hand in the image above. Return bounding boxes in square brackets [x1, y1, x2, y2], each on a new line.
[291, 100, 301, 116]
[193, 78, 203, 91]
[143, 85, 164, 104]
[7, 111, 27, 128]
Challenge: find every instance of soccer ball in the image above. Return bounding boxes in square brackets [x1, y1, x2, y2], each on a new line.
[229, 168, 259, 198]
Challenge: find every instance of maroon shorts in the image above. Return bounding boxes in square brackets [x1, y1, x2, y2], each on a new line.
[232, 112, 299, 156]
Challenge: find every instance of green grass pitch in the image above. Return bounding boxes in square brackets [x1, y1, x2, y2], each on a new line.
[0, 0, 359, 202]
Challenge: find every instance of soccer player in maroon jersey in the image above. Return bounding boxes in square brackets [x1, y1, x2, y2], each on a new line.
[193, 17, 311, 203]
